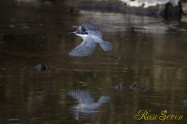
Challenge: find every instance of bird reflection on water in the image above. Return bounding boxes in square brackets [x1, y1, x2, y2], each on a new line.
[68, 90, 110, 120]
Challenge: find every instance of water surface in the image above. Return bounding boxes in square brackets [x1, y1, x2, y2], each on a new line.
[0, 1, 187, 124]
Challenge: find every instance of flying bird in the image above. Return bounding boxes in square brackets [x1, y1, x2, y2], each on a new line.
[68, 20, 112, 57]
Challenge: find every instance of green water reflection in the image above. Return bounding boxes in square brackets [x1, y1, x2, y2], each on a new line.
[0, 1, 187, 124]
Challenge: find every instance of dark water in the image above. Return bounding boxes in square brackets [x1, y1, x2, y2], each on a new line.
[0, 1, 187, 124]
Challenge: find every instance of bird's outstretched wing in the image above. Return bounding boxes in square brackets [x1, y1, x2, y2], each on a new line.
[68, 37, 97, 57]
[80, 20, 102, 38]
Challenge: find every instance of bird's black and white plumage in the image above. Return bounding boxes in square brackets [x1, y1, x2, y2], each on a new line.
[68, 20, 112, 57]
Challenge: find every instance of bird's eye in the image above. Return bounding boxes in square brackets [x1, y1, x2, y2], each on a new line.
[81, 27, 86, 32]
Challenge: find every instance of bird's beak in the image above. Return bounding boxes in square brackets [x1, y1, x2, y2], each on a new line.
[70, 31, 76, 34]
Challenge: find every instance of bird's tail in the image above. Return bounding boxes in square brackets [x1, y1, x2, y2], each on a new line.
[99, 40, 112, 51]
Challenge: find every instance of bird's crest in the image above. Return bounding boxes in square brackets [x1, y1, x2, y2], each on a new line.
[80, 20, 100, 32]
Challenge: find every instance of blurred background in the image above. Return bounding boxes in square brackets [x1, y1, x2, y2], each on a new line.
[0, 0, 187, 124]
